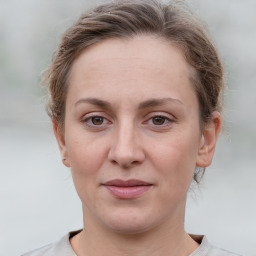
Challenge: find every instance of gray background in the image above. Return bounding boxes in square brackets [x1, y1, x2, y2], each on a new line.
[1, 0, 256, 255]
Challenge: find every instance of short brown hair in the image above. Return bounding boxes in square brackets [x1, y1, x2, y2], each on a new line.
[43, 0, 224, 182]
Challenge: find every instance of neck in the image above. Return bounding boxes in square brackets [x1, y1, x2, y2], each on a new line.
[71, 205, 199, 256]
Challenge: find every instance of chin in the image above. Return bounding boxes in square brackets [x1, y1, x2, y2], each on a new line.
[107, 221, 153, 235]
[99, 208, 161, 235]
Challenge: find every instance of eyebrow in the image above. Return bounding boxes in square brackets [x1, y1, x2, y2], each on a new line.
[75, 98, 111, 108]
[74, 97, 183, 109]
[138, 98, 183, 109]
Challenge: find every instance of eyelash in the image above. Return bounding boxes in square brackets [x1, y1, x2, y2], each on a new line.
[146, 115, 173, 126]
[81, 114, 174, 129]
[82, 115, 111, 128]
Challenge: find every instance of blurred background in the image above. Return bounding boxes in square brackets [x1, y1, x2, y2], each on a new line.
[0, 0, 255, 255]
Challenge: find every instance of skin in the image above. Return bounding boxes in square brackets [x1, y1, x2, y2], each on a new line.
[53, 35, 221, 256]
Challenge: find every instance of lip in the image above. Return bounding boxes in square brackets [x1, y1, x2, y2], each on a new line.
[103, 179, 153, 199]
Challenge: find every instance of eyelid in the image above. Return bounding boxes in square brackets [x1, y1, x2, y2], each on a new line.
[143, 112, 176, 127]
[81, 111, 110, 119]
[81, 112, 112, 128]
[80, 111, 175, 127]
[144, 111, 175, 120]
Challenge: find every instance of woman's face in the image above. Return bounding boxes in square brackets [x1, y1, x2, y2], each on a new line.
[54, 35, 219, 234]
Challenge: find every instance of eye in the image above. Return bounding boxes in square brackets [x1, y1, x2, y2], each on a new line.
[151, 116, 168, 125]
[143, 113, 175, 129]
[91, 116, 104, 125]
[82, 115, 111, 128]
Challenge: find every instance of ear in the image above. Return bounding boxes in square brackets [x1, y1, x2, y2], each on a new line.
[196, 111, 221, 167]
[52, 118, 71, 167]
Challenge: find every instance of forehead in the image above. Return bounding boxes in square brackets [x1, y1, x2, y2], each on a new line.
[71, 35, 192, 78]
[68, 35, 197, 107]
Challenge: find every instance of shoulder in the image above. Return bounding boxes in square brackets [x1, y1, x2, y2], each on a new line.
[207, 244, 242, 256]
[190, 234, 242, 256]
[21, 243, 56, 256]
[21, 230, 81, 256]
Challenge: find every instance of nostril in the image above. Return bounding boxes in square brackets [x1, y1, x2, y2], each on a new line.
[130, 160, 140, 166]
[110, 159, 118, 165]
[110, 158, 140, 168]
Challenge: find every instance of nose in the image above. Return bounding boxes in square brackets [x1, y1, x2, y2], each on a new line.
[108, 121, 145, 168]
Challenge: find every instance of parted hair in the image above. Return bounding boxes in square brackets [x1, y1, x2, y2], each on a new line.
[43, 0, 224, 182]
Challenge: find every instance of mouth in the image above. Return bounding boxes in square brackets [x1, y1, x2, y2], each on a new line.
[103, 179, 153, 199]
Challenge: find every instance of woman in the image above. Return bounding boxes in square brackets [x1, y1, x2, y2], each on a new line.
[23, 0, 241, 255]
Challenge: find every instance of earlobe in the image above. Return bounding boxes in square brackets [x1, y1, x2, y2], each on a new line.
[52, 118, 71, 167]
[196, 112, 221, 167]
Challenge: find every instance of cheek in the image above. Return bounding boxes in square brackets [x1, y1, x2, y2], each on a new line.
[150, 131, 200, 186]
[65, 131, 108, 185]
[66, 136, 109, 205]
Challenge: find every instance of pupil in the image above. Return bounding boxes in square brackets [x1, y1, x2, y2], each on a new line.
[153, 116, 165, 125]
[92, 116, 103, 125]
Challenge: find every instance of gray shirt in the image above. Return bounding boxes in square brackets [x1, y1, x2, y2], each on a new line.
[22, 230, 242, 256]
